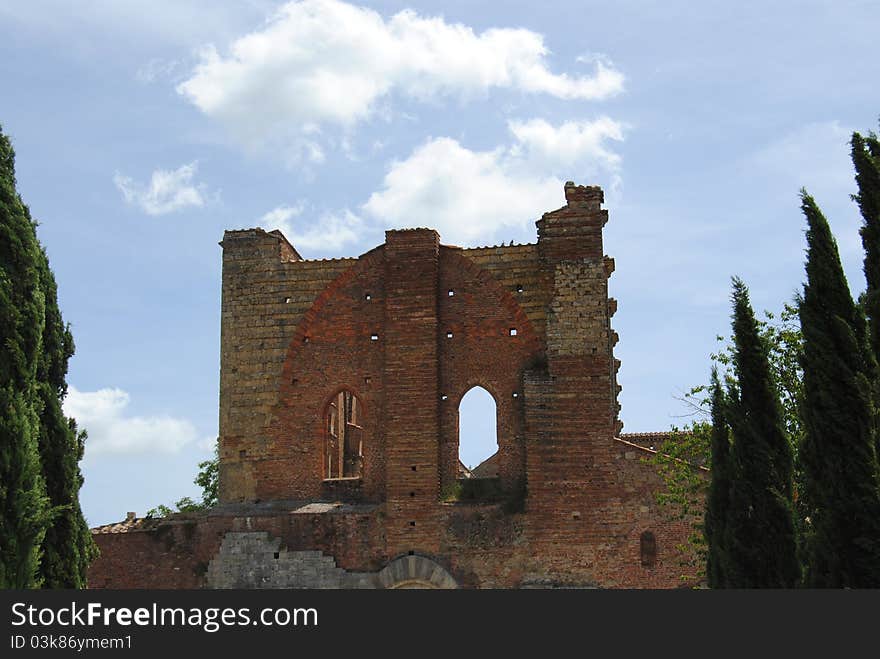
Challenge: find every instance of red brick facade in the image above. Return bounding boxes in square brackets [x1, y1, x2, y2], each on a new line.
[88, 182, 702, 589]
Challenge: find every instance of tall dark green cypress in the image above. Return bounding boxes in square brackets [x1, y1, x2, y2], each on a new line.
[798, 190, 880, 587]
[0, 125, 95, 588]
[852, 130, 880, 464]
[704, 367, 731, 588]
[723, 278, 799, 587]
[852, 131, 880, 365]
[0, 126, 51, 588]
[34, 247, 97, 588]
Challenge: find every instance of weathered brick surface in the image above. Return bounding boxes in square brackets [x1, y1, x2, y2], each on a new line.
[88, 182, 703, 589]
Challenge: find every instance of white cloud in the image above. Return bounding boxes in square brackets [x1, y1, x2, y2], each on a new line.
[177, 0, 623, 152]
[64, 387, 202, 457]
[508, 117, 624, 169]
[114, 161, 206, 215]
[362, 117, 625, 246]
[259, 203, 363, 251]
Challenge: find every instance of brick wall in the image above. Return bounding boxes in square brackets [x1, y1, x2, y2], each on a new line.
[88, 182, 703, 589]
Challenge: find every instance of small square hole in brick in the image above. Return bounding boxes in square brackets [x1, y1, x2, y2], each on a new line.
[370, 334, 379, 341]
[239, 450, 246, 459]
[509, 328, 517, 336]
[446, 331, 453, 339]
[512, 392, 519, 398]
[410, 491, 415, 497]
[303, 336, 310, 343]
[364, 377, 372, 385]
[273, 552, 279, 559]
[448, 289, 455, 296]
[291, 377, 299, 386]
[441, 394, 448, 401]
[365, 293, 372, 301]
[516, 284, 524, 293]
[284, 297, 291, 304]
[411, 465, 417, 471]
[408, 550, 415, 556]
[409, 521, 416, 527]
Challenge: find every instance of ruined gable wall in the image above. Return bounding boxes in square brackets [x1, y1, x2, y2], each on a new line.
[88, 183, 702, 590]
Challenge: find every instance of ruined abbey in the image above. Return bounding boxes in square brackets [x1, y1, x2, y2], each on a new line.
[87, 182, 699, 589]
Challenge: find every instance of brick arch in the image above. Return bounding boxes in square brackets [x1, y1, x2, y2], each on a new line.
[377, 554, 457, 589]
[279, 246, 386, 376]
[451, 379, 501, 409]
[267, 247, 387, 503]
[440, 248, 541, 352]
[438, 249, 543, 494]
[318, 384, 371, 421]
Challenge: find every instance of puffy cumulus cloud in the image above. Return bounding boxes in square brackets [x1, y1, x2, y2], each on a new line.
[177, 0, 623, 149]
[508, 117, 624, 169]
[64, 387, 202, 457]
[259, 203, 363, 251]
[114, 162, 207, 215]
[362, 117, 625, 246]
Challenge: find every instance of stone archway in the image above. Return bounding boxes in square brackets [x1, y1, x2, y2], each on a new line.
[376, 555, 457, 589]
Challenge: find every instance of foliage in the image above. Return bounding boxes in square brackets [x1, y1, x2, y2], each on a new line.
[679, 302, 804, 444]
[147, 443, 219, 517]
[721, 278, 798, 587]
[645, 422, 709, 585]
[194, 447, 219, 508]
[852, 129, 880, 368]
[797, 189, 880, 587]
[32, 239, 97, 588]
[0, 126, 72, 588]
[704, 369, 731, 588]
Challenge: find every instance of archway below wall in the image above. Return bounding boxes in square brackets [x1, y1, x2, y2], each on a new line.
[377, 555, 457, 589]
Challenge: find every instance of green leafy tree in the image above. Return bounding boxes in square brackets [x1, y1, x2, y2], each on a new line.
[0, 126, 51, 588]
[798, 190, 880, 587]
[704, 369, 731, 588]
[645, 422, 710, 585]
[146, 443, 218, 517]
[194, 445, 219, 508]
[722, 278, 798, 587]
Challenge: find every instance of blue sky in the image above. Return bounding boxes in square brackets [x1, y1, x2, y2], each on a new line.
[1, 0, 877, 526]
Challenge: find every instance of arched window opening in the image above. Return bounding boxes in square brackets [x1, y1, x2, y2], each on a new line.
[640, 531, 657, 567]
[324, 391, 364, 479]
[458, 386, 497, 475]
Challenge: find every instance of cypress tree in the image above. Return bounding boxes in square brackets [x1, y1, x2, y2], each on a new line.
[852, 130, 880, 464]
[34, 247, 97, 588]
[0, 126, 51, 588]
[705, 367, 731, 588]
[723, 277, 799, 587]
[852, 130, 880, 364]
[798, 190, 880, 587]
[0, 125, 95, 587]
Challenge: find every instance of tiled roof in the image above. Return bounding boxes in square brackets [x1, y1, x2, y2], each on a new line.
[90, 514, 164, 534]
[619, 431, 692, 450]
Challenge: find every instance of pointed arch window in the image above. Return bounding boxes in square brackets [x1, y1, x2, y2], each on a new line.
[324, 390, 364, 479]
[458, 386, 497, 475]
